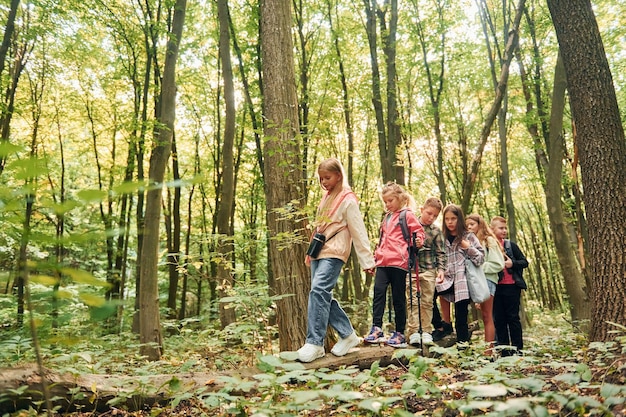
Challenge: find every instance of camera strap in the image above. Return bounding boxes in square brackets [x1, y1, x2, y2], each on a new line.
[324, 225, 347, 243]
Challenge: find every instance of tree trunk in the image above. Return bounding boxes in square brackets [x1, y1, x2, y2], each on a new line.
[216, 0, 237, 328]
[547, 0, 626, 341]
[545, 54, 591, 323]
[165, 139, 182, 319]
[260, 0, 310, 352]
[139, 0, 187, 361]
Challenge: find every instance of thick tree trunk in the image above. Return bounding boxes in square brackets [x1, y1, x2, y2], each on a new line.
[260, 0, 310, 352]
[547, 0, 626, 341]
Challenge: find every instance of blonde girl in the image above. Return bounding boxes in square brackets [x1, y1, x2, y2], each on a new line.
[297, 158, 375, 363]
[364, 182, 424, 348]
[466, 213, 505, 354]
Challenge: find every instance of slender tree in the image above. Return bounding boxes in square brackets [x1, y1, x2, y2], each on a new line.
[216, 0, 237, 328]
[139, 0, 187, 361]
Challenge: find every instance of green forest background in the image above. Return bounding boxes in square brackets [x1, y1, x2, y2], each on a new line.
[1, 0, 626, 414]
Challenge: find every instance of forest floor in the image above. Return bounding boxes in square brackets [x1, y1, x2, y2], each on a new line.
[2, 309, 626, 416]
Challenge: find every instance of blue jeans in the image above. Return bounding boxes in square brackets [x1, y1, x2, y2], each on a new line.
[306, 258, 353, 346]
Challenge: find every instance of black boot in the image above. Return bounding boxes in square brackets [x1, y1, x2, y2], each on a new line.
[432, 321, 453, 341]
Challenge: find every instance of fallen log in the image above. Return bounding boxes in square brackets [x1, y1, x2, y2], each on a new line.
[0, 323, 477, 413]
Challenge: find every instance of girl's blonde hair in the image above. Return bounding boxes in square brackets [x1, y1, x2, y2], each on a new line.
[466, 213, 504, 254]
[316, 158, 351, 223]
[380, 182, 416, 212]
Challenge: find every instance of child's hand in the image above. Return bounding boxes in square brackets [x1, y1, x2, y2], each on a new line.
[365, 268, 376, 275]
[460, 239, 470, 249]
[305, 255, 311, 267]
[436, 270, 445, 283]
[504, 255, 513, 269]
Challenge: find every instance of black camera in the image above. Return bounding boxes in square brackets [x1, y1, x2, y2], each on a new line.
[306, 233, 326, 258]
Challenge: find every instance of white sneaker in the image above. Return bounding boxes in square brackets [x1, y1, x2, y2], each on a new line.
[409, 332, 421, 346]
[331, 331, 361, 356]
[297, 343, 325, 363]
[409, 332, 433, 346]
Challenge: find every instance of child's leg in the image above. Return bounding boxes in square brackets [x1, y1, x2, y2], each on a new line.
[371, 267, 391, 328]
[480, 287, 495, 354]
[454, 299, 471, 342]
[390, 268, 407, 334]
[440, 296, 451, 324]
[405, 274, 419, 337]
[418, 269, 436, 334]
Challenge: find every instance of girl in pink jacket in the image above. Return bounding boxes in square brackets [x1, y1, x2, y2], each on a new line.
[364, 182, 425, 348]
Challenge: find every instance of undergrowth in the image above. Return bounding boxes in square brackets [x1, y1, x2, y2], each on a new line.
[0, 303, 625, 416]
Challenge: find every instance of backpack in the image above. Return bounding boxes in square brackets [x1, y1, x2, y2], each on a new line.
[378, 209, 413, 264]
[397, 210, 418, 272]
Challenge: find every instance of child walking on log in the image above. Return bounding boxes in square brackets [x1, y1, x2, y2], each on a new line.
[364, 182, 424, 348]
[297, 158, 376, 363]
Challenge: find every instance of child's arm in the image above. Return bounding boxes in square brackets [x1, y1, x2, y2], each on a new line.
[407, 212, 426, 248]
[344, 199, 376, 270]
[482, 237, 505, 274]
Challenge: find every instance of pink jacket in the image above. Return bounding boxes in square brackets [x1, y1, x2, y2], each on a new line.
[374, 209, 425, 271]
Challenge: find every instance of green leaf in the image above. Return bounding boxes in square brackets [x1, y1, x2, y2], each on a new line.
[279, 351, 300, 362]
[76, 189, 108, 203]
[458, 400, 493, 413]
[80, 293, 106, 307]
[112, 181, 146, 195]
[89, 303, 116, 320]
[168, 376, 182, 391]
[289, 390, 320, 404]
[61, 268, 111, 288]
[466, 384, 508, 398]
[507, 377, 546, 393]
[30, 275, 59, 286]
[600, 383, 624, 398]
[553, 372, 581, 385]
[575, 363, 592, 381]
[0, 142, 24, 157]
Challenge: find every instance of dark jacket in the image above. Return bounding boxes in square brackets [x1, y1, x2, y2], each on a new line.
[499, 239, 529, 289]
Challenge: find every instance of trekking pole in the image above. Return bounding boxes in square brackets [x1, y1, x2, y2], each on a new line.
[412, 232, 425, 356]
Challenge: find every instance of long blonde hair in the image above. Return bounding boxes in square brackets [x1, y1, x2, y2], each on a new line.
[315, 158, 352, 225]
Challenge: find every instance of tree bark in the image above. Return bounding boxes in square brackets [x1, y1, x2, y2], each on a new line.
[547, 0, 626, 341]
[545, 54, 591, 323]
[139, 0, 187, 361]
[260, 0, 310, 352]
[216, 0, 237, 328]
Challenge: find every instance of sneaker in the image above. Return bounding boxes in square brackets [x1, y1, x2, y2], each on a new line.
[386, 331, 408, 348]
[297, 343, 325, 363]
[421, 332, 433, 345]
[331, 331, 361, 356]
[409, 332, 421, 346]
[364, 326, 386, 344]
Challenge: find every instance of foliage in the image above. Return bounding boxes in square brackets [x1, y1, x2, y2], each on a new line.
[1, 306, 625, 416]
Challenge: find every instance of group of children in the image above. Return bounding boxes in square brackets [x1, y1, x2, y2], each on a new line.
[297, 158, 528, 363]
